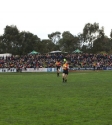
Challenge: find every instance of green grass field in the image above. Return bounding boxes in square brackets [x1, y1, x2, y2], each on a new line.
[0, 71, 112, 125]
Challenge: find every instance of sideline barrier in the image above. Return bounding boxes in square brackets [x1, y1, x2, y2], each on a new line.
[69, 67, 112, 71]
[22, 68, 63, 72]
[0, 68, 63, 72]
[0, 68, 16, 72]
[0, 67, 112, 72]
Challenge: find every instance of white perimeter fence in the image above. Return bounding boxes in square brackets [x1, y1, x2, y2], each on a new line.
[0, 67, 112, 73]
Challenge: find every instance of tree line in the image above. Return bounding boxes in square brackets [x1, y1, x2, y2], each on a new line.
[0, 23, 112, 55]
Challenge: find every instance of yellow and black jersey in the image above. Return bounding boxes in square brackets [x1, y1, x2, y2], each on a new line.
[63, 63, 69, 70]
[55, 61, 61, 67]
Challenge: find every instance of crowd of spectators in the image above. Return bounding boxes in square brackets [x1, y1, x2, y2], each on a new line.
[0, 53, 112, 71]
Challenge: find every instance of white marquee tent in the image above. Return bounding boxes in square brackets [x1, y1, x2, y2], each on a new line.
[0, 53, 12, 58]
[49, 50, 62, 54]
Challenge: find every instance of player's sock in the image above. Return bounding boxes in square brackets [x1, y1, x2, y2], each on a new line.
[63, 78, 64, 82]
[65, 79, 67, 82]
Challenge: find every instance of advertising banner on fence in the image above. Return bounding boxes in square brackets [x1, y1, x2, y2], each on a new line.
[0, 68, 16, 72]
[22, 68, 47, 72]
[0, 67, 112, 72]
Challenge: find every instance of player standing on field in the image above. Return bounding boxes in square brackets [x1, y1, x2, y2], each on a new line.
[55, 59, 61, 77]
[62, 60, 69, 82]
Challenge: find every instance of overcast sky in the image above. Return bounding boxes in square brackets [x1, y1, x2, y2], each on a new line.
[0, 0, 112, 39]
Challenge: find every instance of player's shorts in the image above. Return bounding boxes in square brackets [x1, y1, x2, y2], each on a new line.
[63, 69, 68, 75]
[57, 66, 60, 70]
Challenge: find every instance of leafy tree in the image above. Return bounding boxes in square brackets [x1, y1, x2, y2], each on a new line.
[109, 29, 112, 51]
[1, 23, 111, 55]
[48, 31, 61, 44]
[77, 33, 85, 48]
[92, 29, 110, 53]
[81, 45, 88, 53]
[59, 31, 79, 53]
[18, 31, 41, 55]
[0, 25, 19, 54]
[82, 23, 99, 48]
[0, 25, 41, 55]
[40, 39, 57, 53]
[110, 29, 112, 38]
[109, 30, 112, 53]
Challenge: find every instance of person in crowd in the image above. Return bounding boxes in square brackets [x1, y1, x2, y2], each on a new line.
[97, 61, 100, 70]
